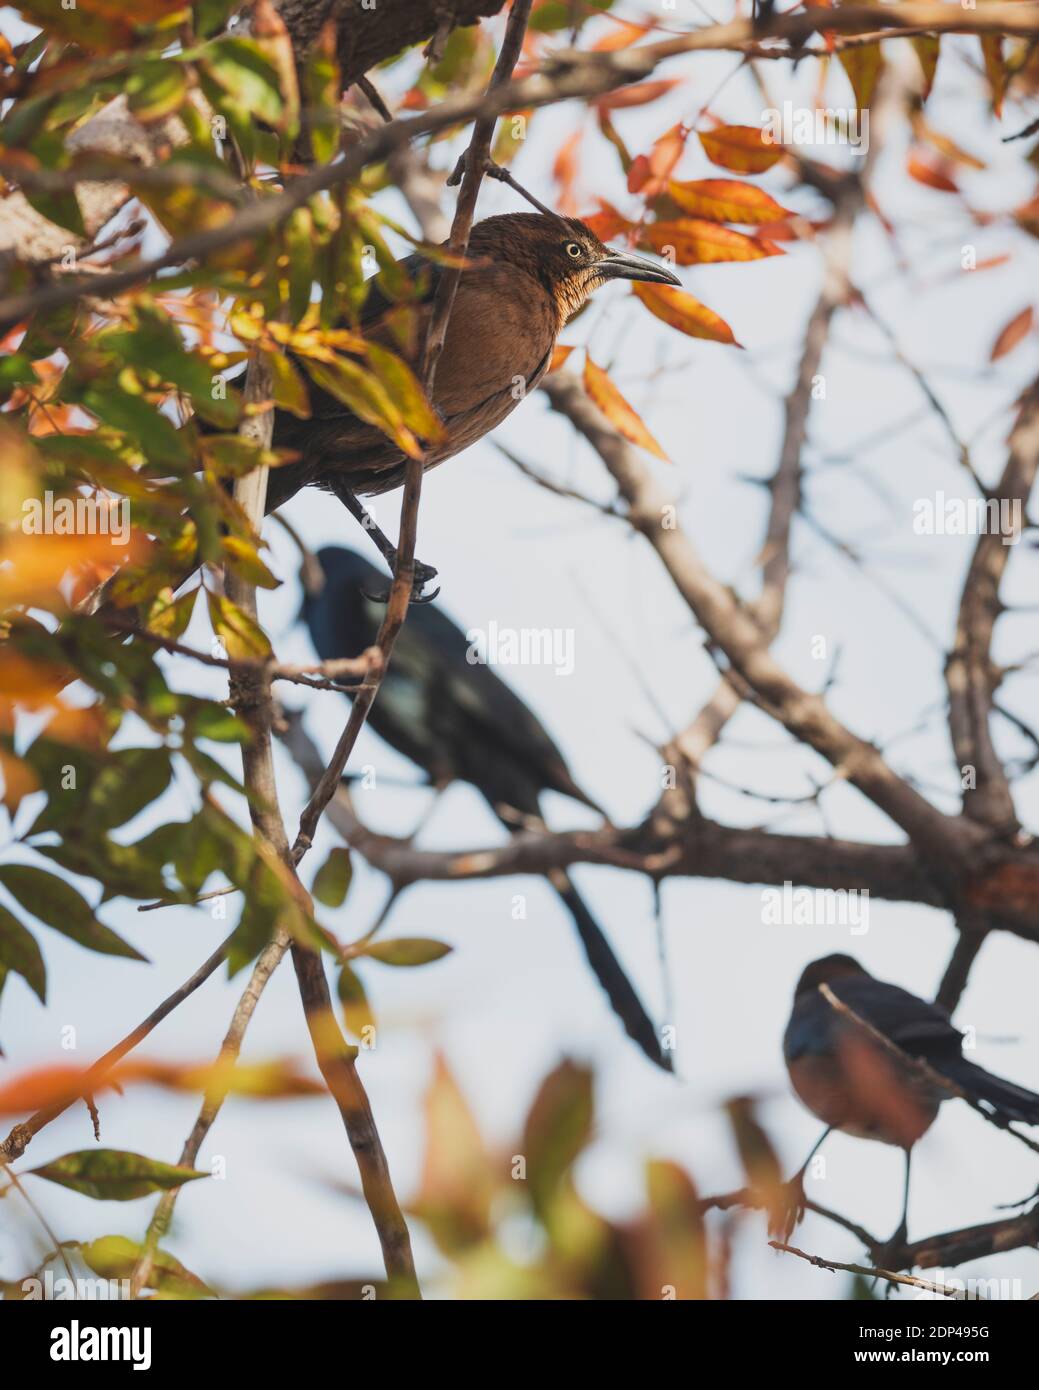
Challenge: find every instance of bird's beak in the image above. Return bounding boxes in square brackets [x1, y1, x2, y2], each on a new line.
[598, 248, 681, 287]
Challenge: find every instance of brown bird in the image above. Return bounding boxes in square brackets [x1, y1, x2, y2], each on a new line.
[82, 213, 677, 621]
[783, 953, 1039, 1254]
[260, 212, 680, 590]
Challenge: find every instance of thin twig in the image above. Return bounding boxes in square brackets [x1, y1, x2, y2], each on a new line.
[0, 935, 234, 1163]
[128, 930, 291, 1297]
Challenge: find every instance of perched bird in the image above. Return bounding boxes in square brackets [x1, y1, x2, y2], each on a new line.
[83, 212, 677, 624]
[783, 953, 1039, 1249]
[303, 545, 671, 1071]
[266, 213, 679, 515]
[259, 212, 679, 594]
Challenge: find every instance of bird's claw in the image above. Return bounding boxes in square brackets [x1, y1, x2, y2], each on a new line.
[872, 1223, 909, 1276]
[361, 559, 440, 606]
[769, 1175, 807, 1242]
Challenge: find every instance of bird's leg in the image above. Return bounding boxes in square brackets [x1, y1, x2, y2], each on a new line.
[775, 1126, 832, 1240]
[875, 1150, 913, 1273]
[332, 483, 440, 603]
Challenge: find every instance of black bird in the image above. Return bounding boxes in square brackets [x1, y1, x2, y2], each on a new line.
[784, 953, 1039, 1250]
[303, 546, 671, 1071]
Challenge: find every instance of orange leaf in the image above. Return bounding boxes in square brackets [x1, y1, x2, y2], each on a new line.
[990, 306, 1035, 362]
[548, 344, 575, 373]
[0, 746, 39, 816]
[906, 152, 959, 194]
[596, 79, 679, 111]
[698, 125, 784, 174]
[583, 356, 668, 460]
[912, 117, 985, 170]
[754, 218, 802, 242]
[667, 178, 793, 224]
[552, 128, 582, 214]
[981, 34, 1005, 117]
[642, 219, 782, 265]
[633, 282, 742, 347]
[630, 123, 686, 198]
[580, 198, 636, 242]
[593, 19, 651, 51]
[627, 154, 651, 194]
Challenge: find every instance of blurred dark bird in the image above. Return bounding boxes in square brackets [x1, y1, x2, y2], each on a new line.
[303, 546, 671, 1071]
[265, 213, 678, 591]
[784, 953, 1039, 1248]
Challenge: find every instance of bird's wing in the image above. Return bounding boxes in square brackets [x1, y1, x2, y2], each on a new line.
[829, 976, 963, 1056]
[302, 252, 438, 423]
[386, 597, 597, 810]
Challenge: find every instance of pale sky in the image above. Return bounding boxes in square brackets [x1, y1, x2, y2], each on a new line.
[3, 4, 1039, 1300]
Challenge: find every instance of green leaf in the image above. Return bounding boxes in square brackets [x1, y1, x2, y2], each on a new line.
[146, 585, 199, 641]
[364, 342, 445, 443]
[337, 963, 374, 1039]
[0, 353, 39, 403]
[201, 38, 285, 126]
[312, 847, 352, 908]
[0, 903, 46, 1003]
[262, 348, 310, 418]
[193, 0, 239, 39]
[38, 837, 171, 904]
[220, 535, 279, 590]
[79, 381, 191, 468]
[185, 699, 248, 744]
[24, 132, 86, 236]
[200, 434, 277, 477]
[206, 589, 271, 659]
[304, 356, 420, 459]
[521, 1060, 594, 1217]
[361, 937, 452, 967]
[81, 1233, 212, 1298]
[28, 1150, 207, 1202]
[284, 207, 315, 323]
[86, 746, 173, 830]
[101, 307, 241, 428]
[171, 811, 224, 895]
[303, 31, 341, 163]
[126, 60, 188, 123]
[0, 864, 146, 961]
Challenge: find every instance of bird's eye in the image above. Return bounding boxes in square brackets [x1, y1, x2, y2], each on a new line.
[565, 241, 583, 259]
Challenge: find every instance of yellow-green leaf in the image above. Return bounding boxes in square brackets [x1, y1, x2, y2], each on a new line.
[337, 963, 374, 1039]
[28, 1149, 207, 1201]
[313, 847, 353, 908]
[206, 589, 271, 660]
[838, 43, 883, 114]
[361, 937, 452, 966]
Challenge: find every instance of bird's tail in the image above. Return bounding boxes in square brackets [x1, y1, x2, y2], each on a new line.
[941, 1057, 1039, 1126]
[548, 868, 672, 1072]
